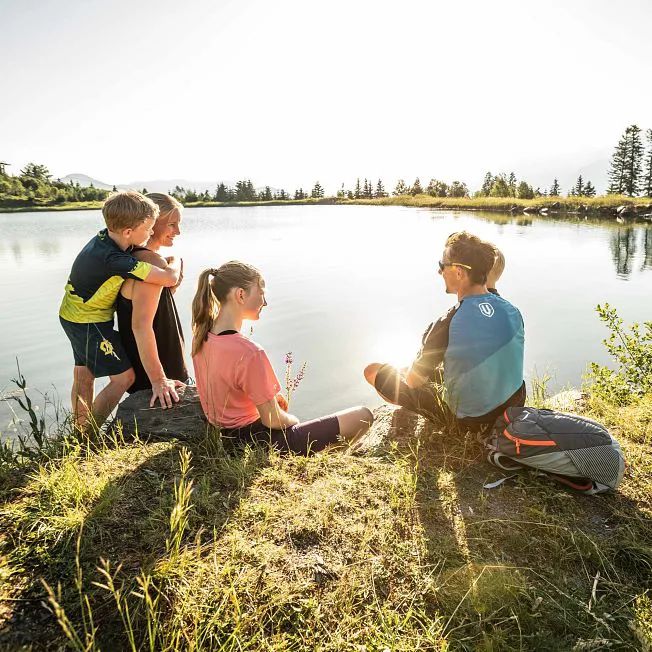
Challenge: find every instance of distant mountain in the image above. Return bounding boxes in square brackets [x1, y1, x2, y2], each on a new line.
[60, 173, 114, 190]
[61, 175, 227, 194]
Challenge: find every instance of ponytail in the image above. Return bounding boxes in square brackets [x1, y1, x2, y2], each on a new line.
[191, 269, 220, 356]
[191, 261, 262, 356]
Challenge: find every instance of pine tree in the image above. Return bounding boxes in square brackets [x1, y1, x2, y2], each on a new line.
[262, 186, 273, 201]
[508, 172, 517, 197]
[480, 172, 493, 196]
[112, 185, 117, 192]
[354, 178, 362, 199]
[393, 179, 408, 195]
[574, 175, 584, 196]
[624, 125, 643, 196]
[294, 188, 305, 200]
[584, 181, 596, 197]
[311, 182, 324, 198]
[375, 179, 385, 198]
[643, 129, 652, 197]
[410, 177, 423, 195]
[607, 125, 643, 195]
[550, 178, 560, 196]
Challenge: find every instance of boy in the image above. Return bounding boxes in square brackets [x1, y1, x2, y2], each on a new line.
[59, 191, 181, 432]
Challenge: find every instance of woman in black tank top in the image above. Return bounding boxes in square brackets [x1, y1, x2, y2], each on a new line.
[117, 194, 188, 408]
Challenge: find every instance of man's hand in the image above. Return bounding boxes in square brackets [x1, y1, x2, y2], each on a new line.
[150, 377, 186, 408]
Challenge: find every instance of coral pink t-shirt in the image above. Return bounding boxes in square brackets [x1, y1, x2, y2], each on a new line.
[193, 331, 281, 428]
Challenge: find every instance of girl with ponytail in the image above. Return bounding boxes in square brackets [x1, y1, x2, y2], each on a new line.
[192, 261, 373, 454]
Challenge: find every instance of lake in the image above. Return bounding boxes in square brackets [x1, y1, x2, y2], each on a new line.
[1, 205, 650, 440]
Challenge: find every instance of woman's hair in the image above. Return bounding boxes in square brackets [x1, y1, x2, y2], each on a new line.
[191, 261, 262, 356]
[145, 192, 183, 219]
[445, 231, 496, 284]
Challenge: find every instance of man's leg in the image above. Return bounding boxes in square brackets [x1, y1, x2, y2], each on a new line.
[71, 365, 95, 432]
[368, 363, 452, 427]
[90, 368, 136, 429]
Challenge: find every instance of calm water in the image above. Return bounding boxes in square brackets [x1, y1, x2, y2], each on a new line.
[1, 206, 651, 439]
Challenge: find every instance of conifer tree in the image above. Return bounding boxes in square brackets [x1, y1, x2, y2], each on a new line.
[584, 181, 596, 197]
[608, 127, 630, 194]
[608, 125, 643, 195]
[550, 179, 560, 196]
[354, 178, 362, 199]
[410, 177, 423, 195]
[574, 175, 584, 196]
[311, 182, 324, 198]
[294, 188, 305, 200]
[625, 125, 644, 196]
[375, 179, 385, 198]
[508, 172, 517, 197]
[643, 128, 652, 197]
[393, 179, 408, 195]
[480, 172, 493, 196]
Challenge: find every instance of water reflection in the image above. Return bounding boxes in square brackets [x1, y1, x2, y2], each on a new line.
[10, 242, 22, 263]
[642, 227, 652, 271]
[610, 228, 637, 278]
[36, 239, 61, 257]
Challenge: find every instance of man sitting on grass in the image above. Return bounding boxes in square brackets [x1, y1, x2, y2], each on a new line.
[364, 231, 525, 431]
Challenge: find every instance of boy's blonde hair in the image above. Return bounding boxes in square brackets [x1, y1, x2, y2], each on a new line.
[102, 191, 160, 232]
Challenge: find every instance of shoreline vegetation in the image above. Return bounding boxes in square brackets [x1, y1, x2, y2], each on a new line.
[3, 122, 652, 217]
[2, 194, 652, 217]
[0, 307, 651, 649]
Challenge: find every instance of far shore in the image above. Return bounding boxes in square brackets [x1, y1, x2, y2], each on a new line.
[1, 194, 651, 218]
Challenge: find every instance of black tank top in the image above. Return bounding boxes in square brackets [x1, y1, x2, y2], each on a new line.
[116, 248, 188, 393]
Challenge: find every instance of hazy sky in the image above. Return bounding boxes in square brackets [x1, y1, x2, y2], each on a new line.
[2, 0, 651, 192]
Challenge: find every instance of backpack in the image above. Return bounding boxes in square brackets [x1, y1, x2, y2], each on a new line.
[484, 407, 625, 494]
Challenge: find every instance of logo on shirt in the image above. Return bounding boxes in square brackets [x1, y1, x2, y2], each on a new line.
[478, 302, 495, 318]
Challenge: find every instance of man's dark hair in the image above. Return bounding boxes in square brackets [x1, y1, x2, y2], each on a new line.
[445, 231, 496, 285]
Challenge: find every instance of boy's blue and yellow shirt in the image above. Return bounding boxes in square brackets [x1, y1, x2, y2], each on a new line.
[59, 229, 152, 324]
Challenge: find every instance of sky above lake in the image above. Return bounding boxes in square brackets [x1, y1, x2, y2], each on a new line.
[2, 0, 651, 193]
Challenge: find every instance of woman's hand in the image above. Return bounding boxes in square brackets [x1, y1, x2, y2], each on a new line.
[150, 377, 186, 408]
[276, 393, 289, 411]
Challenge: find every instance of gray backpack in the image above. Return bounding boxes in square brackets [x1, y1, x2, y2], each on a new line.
[485, 407, 625, 494]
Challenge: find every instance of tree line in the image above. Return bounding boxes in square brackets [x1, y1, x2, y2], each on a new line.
[0, 163, 110, 206]
[2, 125, 651, 208]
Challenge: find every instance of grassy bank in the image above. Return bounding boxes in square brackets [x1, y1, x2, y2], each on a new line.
[2, 194, 651, 215]
[1, 384, 651, 647]
[0, 201, 103, 213]
[343, 193, 652, 214]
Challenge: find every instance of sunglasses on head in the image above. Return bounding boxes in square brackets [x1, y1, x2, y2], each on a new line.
[438, 260, 473, 272]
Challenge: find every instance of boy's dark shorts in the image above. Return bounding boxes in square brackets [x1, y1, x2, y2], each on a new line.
[59, 317, 132, 378]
